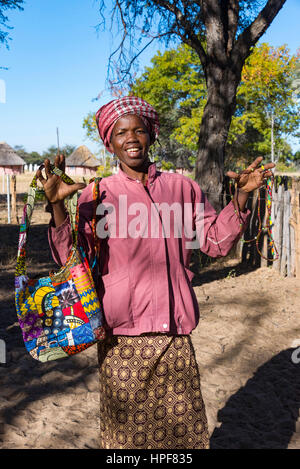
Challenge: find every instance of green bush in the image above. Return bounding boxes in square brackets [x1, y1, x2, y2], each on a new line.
[275, 162, 297, 173]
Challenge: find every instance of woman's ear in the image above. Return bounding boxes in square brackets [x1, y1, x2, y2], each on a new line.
[108, 141, 115, 154]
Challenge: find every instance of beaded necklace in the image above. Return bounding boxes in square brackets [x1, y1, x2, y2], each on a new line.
[229, 168, 279, 262]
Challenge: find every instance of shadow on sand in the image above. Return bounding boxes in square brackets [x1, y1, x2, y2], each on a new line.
[210, 348, 300, 449]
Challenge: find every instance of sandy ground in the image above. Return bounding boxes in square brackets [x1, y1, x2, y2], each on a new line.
[0, 196, 299, 449]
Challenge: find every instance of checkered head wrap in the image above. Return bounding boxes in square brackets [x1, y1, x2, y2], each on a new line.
[95, 96, 160, 153]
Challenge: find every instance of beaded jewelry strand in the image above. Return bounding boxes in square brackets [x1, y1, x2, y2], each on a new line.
[229, 167, 279, 262]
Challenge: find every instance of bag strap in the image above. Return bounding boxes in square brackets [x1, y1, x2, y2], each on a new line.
[91, 176, 102, 264]
[16, 165, 79, 278]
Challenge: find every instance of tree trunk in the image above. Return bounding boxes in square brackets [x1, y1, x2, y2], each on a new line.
[195, 65, 239, 211]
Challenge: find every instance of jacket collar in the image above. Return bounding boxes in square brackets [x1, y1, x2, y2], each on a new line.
[117, 162, 158, 185]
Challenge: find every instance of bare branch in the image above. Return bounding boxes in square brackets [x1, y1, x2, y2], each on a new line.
[233, 0, 287, 65]
[153, 0, 207, 70]
[110, 31, 171, 88]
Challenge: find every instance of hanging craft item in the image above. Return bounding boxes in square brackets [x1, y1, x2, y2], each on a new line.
[229, 166, 279, 262]
[15, 166, 105, 362]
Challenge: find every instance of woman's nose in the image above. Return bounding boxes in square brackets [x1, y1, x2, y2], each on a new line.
[126, 131, 139, 142]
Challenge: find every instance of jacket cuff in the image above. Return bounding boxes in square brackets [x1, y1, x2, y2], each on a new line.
[224, 200, 251, 233]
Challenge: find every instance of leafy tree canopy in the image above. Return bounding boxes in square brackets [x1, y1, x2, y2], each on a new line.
[130, 42, 299, 170]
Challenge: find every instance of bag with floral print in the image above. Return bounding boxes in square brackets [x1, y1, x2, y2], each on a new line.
[15, 166, 105, 362]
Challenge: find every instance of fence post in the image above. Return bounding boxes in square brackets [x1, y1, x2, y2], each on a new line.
[10, 174, 17, 223]
[260, 186, 268, 267]
[280, 189, 290, 276]
[273, 183, 283, 273]
[290, 178, 300, 278]
[0, 339, 6, 364]
[6, 174, 11, 224]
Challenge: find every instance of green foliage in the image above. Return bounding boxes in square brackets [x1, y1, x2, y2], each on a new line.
[160, 160, 175, 171]
[293, 150, 300, 163]
[14, 145, 43, 165]
[96, 156, 113, 178]
[82, 113, 112, 162]
[82, 112, 101, 144]
[274, 161, 297, 173]
[229, 43, 300, 166]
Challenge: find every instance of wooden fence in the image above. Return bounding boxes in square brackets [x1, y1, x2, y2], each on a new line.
[230, 175, 300, 278]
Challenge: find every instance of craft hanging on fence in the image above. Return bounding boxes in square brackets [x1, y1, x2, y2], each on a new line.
[230, 171, 279, 262]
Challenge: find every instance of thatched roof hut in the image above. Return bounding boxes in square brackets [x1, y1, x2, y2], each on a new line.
[65, 145, 100, 176]
[0, 142, 26, 175]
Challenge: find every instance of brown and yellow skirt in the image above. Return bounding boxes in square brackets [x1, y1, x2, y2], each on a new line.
[97, 334, 209, 449]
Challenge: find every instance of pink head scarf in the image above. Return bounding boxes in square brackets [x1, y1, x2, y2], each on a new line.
[95, 96, 160, 153]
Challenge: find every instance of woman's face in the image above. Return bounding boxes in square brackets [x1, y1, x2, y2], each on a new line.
[109, 114, 151, 171]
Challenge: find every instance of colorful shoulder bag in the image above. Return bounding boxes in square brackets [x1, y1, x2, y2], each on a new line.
[15, 166, 105, 362]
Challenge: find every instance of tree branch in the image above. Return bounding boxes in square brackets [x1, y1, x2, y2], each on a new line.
[233, 0, 287, 66]
[152, 0, 207, 71]
[110, 31, 171, 87]
[226, 0, 239, 55]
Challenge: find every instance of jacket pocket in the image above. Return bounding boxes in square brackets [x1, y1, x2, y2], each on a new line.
[174, 264, 199, 332]
[100, 268, 133, 329]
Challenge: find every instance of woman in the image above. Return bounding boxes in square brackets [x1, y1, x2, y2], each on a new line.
[37, 96, 274, 449]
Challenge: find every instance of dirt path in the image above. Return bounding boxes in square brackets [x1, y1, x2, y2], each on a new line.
[0, 221, 299, 449]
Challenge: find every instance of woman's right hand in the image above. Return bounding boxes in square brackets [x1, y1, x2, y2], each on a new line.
[36, 154, 86, 204]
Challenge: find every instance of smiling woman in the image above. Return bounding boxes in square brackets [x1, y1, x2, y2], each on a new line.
[42, 95, 275, 449]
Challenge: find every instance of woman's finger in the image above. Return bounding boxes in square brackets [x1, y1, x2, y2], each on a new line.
[73, 183, 86, 192]
[36, 168, 46, 186]
[59, 154, 65, 172]
[258, 163, 275, 172]
[54, 154, 60, 167]
[66, 183, 87, 198]
[263, 171, 274, 178]
[264, 162, 275, 169]
[247, 156, 263, 171]
[226, 171, 239, 179]
[44, 159, 52, 178]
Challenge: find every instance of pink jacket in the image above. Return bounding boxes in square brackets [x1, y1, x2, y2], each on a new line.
[48, 163, 250, 335]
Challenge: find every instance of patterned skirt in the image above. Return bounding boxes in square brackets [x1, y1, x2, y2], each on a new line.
[97, 334, 209, 449]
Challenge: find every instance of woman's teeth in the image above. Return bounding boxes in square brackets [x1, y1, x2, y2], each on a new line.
[127, 148, 140, 156]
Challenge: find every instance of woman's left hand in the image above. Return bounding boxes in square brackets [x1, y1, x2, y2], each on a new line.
[226, 156, 275, 193]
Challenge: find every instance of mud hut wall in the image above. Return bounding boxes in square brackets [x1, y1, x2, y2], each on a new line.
[65, 166, 98, 177]
[0, 165, 24, 175]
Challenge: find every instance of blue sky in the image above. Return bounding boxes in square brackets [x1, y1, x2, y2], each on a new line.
[0, 0, 299, 155]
